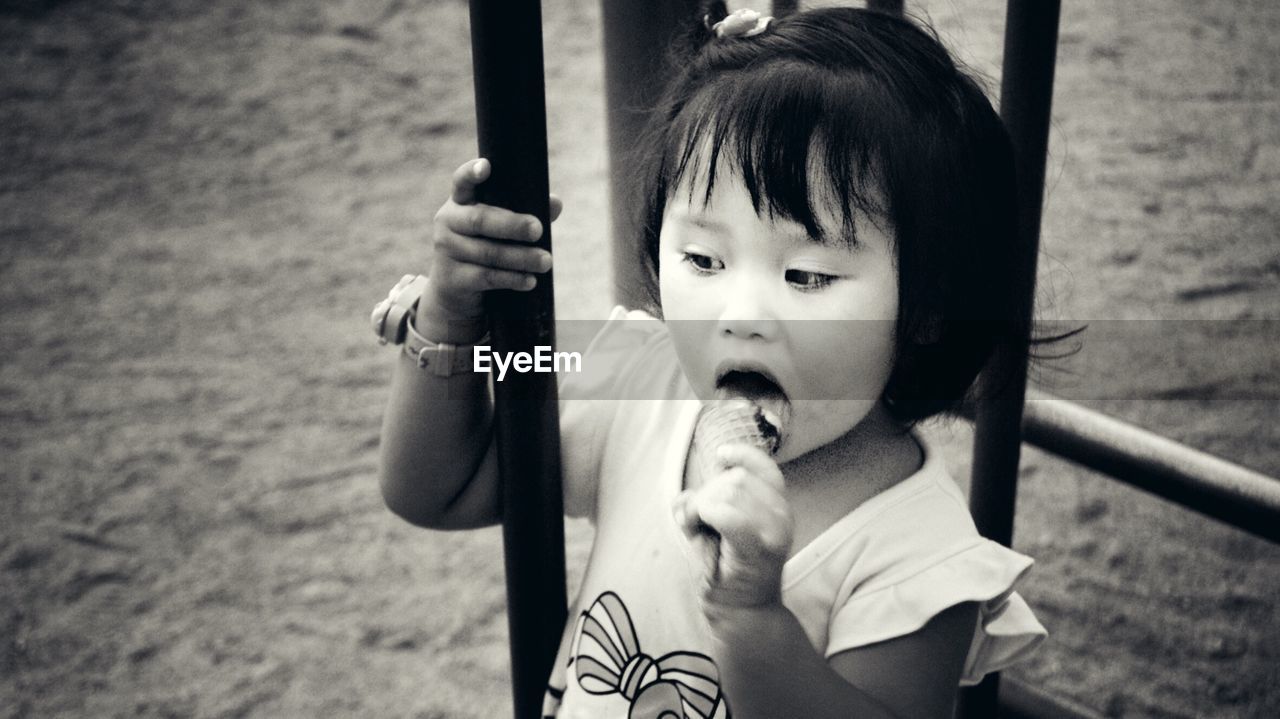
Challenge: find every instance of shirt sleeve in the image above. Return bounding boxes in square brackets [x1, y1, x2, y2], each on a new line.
[825, 537, 1047, 686]
[557, 305, 665, 519]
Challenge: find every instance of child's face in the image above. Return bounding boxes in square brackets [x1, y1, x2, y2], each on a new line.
[658, 171, 900, 463]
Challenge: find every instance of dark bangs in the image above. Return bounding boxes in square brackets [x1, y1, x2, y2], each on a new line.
[661, 63, 897, 248]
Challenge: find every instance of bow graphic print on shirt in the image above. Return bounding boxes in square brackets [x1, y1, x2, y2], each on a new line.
[569, 591, 726, 719]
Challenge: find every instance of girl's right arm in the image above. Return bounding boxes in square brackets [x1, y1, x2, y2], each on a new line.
[379, 158, 556, 530]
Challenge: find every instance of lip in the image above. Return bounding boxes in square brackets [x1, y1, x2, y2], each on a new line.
[713, 358, 786, 395]
[711, 357, 792, 431]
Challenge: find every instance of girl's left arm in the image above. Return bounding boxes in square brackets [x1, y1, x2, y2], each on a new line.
[706, 599, 979, 719]
[674, 443, 979, 718]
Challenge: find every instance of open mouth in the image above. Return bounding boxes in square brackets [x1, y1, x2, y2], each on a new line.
[717, 369, 784, 401]
[714, 367, 791, 434]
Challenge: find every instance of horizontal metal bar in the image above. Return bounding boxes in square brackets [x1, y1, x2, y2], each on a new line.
[1019, 391, 1280, 544]
[999, 676, 1105, 719]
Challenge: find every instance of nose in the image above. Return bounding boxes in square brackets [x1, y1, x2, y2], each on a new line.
[716, 273, 780, 342]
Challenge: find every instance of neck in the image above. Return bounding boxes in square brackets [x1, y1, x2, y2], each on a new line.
[780, 403, 921, 494]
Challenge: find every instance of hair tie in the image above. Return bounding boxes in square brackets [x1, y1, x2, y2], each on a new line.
[706, 8, 773, 39]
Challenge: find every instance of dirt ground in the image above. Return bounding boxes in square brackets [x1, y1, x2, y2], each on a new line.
[1, 0, 1277, 717]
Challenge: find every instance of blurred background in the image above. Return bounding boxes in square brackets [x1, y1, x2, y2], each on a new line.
[1, 0, 1277, 716]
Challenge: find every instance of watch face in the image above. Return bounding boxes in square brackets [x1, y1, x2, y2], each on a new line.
[371, 275, 429, 347]
[372, 299, 392, 340]
[382, 303, 413, 345]
[372, 275, 428, 345]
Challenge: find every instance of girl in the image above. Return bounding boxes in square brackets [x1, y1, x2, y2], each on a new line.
[379, 5, 1046, 718]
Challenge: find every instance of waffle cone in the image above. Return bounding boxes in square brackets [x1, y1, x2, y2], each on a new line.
[692, 398, 782, 482]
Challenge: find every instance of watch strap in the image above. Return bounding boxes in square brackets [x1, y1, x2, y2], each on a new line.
[403, 313, 488, 377]
[372, 273, 488, 377]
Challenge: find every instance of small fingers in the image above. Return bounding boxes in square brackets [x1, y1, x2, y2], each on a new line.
[441, 203, 543, 243]
[715, 444, 785, 493]
[673, 491, 722, 580]
[438, 232, 551, 275]
[452, 262, 541, 292]
[673, 491, 704, 539]
[684, 468, 792, 553]
[687, 492, 789, 557]
[450, 158, 490, 205]
[447, 159, 563, 228]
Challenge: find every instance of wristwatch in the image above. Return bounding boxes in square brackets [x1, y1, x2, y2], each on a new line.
[371, 274, 488, 377]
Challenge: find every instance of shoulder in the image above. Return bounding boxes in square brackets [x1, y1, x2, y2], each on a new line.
[558, 305, 681, 400]
[827, 436, 1033, 620]
[557, 307, 691, 518]
[818, 432, 1046, 682]
[833, 434, 989, 587]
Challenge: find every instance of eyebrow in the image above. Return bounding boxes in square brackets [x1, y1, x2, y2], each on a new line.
[673, 212, 854, 248]
[675, 214, 731, 236]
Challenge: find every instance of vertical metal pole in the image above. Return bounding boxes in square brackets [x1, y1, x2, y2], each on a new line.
[468, 1, 567, 716]
[603, 0, 698, 309]
[866, 0, 905, 16]
[773, 0, 801, 18]
[960, 1, 1060, 718]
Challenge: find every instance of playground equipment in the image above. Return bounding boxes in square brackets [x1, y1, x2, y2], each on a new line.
[467, 1, 1280, 716]
[466, 1, 566, 715]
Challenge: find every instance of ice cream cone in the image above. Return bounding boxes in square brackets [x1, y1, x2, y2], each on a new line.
[692, 398, 783, 484]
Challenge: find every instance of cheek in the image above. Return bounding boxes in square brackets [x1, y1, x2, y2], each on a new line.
[656, 251, 684, 315]
[657, 267, 677, 315]
[661, 310, 715, 399]
[778, 317, 897, 459]
[655, 217, 719, 321]
[795, 317, 897, 399]
[657, 248, 722, 399]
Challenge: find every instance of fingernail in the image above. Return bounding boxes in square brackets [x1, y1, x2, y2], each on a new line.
[473, 159, 487, 178]
[528, 220, 542, 239]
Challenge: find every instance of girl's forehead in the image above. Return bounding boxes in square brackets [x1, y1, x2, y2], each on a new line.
[665, 154, 890, 247]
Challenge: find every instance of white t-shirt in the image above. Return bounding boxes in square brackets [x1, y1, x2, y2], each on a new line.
[544, 307, 1046, 718]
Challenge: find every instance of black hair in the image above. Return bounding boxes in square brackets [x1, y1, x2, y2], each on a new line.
[628, 3, 1056, 425]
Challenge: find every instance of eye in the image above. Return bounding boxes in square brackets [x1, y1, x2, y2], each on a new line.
[785, 268, 838, 291]
[682, 251, 723, 275]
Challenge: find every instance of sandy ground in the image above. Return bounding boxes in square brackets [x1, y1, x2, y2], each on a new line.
[2, 0, 1278, 717]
